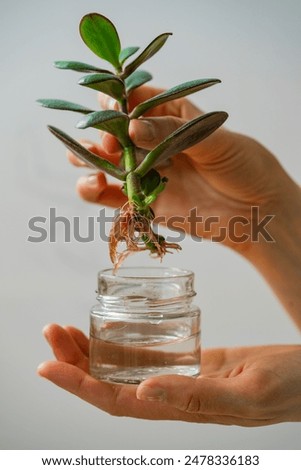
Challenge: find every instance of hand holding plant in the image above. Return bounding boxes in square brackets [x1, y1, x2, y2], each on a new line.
[38, 13, 227, 268]
[38, 12, 301, 425]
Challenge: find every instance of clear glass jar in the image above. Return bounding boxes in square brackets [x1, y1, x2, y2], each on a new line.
[89, 266, 201, 384]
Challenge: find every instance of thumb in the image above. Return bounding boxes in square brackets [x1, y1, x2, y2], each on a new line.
[129, 116, 186, 150]
[136, 375, 244, 415]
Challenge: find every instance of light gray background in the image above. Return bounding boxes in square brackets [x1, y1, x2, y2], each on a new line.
[1, 0, 300, 450]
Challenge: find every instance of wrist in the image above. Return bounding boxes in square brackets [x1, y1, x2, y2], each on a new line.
[245, 176, 301, 260]
[243, 179, 301, 326]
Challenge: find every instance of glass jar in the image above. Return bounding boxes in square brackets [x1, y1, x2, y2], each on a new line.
[89, 266, 201, 384]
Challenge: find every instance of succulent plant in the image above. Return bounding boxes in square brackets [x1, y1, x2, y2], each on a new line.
[38, 12, 228, 269]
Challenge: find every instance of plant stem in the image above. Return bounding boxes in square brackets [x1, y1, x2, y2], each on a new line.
[118, 80, 145, 208]
[122, 146, 144, 206]
[126, 171, 144, 205]
[123, 145, 136, 172]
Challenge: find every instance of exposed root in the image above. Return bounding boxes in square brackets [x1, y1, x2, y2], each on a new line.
[109, 202, 181, 271]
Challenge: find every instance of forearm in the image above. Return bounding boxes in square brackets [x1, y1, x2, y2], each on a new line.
[245, 179, 301, 329]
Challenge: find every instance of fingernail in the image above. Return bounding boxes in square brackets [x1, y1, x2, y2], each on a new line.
[37, 362, 47, 374]
[42, 324, 52, 339]
[107, 97, 117, 110]
[42, 324, 51, 334]
[37, 362, 45, 371]
[137, 385, 166, 402]
[78, 175, 99, 188]
[81, 143, 95, 152]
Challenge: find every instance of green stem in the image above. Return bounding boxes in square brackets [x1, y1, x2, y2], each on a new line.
[118, 80, 145, 208]
[123, 145, 136, 172]
[126, 171, 144, 206]
[123, 146, 144, 206]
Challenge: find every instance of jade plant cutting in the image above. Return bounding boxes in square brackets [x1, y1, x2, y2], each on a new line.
[38, 12, 228, 269]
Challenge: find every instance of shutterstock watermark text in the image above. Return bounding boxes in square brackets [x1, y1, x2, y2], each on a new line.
[27, 206, 275, 244]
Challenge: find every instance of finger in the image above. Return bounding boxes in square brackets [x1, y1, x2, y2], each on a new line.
[127, 86, 165, 113]
[129, 116, 186, 150]
[64, 326, 89, 357]
[38, 362, 264, 425]
[76, 172, 127, 207]
[36, 361, 183, 420]
[136, 374, 248, 417]
[98, 86, 182, 118]
[101, 133, 122, 155]
[126, 86, 202, 119]
[67, 140, 121, 167]
[98, 87, 164, 114]
[67, 150, 88, 167]
[97, 93, 120, 111]
[43, 324, 88, 371]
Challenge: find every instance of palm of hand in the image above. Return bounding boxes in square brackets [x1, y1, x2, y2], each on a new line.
[38, 324, 301, 426]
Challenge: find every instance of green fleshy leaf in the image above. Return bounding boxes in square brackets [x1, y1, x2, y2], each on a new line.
[76, 110, 131, 147]
[47, 126, 126, 180]
[140, 169, 161, 196]
[125, 70, 152, 93]
[130, 79, 220, 119]
[78, 73, 125, 100]
[119, 46, 139, 65]
[54, 60, 113, 74]
[80, 13, 121, 70]
[123, 33, 172, 78]
[37, 99, 93, 114]
[135, 112, 228, 177]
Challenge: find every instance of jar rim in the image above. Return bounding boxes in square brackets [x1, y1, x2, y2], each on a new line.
[98, 266, 193, 281]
